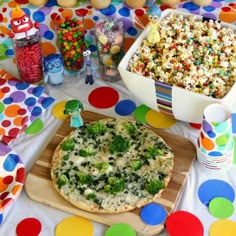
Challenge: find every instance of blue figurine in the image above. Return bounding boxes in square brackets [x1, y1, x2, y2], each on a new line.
[43, 53, 64, 85]
[64, 99, 84, 128]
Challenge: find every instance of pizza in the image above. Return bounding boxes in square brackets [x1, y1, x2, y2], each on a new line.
[51, 118, 174, 213]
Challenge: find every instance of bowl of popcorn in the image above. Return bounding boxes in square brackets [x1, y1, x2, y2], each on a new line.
[118, 9, 236, 123]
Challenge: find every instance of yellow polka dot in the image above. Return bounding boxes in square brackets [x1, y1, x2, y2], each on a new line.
[209, 219, 236, 236]
[146, 109, 176, 129]
[55, 216, 94, 236]
[52, 101, 68, 120]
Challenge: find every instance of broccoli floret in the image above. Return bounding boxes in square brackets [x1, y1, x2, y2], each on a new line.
[123, 122, 137, 135]
[57, 174, 68, 188]
[104, 176, 125, 194]
[86, 193, 96, 200]
[95, 162, 110, 173]
[130, 160, 143, 171]
[144, 146, 164, 159]
[145, 179, 165, 194]
[109, 135, 130, 154]
[76, 172, 93, 185]
[86, 122, 108, 135]
[60, 138, 75, 151]
[79, 148, 96, 157]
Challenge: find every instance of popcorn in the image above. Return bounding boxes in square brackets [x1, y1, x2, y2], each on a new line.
[128, 13, 236, 99]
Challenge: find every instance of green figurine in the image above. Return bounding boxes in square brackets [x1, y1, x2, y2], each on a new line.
[64, 100, 84, 128]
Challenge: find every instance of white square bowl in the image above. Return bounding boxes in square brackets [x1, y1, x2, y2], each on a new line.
[118, 9, 236, 124]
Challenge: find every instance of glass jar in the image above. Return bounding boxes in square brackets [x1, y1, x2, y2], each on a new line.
[95, 18, 124, 82]
[13, 32, 43, 83]
[54, 11, 85, 75]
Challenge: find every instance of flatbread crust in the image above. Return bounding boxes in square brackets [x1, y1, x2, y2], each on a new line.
[51, 118, 174, 213]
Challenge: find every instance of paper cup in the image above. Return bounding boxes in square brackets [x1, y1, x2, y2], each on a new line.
[197, 103, 233, 157]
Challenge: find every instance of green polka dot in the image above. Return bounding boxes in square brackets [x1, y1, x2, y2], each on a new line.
[133, 104, 150, 124]
[209, 197, 234, 219]
[0, 102, 5, 113]
[105, 223, 136, 236]
[24, 118, 44, 134]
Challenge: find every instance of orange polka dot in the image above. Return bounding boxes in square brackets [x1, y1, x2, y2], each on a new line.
[0, 177, 8, 192]
[0, 127, 5, 135]
[0, 91, 4, 99]
[219, 9, 236, 23]
[11, 184, 23, 196]
[202, 137, 215, 150]
[8, 1, 18, 8]
[61, 10, 73, 19]
[5, 104, 21, 117]
[0, 25, 11, 35]
[41, 42, 57, 56]
[134, 14, 149, 29]
[84, 18, 95, 30]
[13, 117, 26, 126]
[124, 37, 135, 52]
[87, 9, 93, 15]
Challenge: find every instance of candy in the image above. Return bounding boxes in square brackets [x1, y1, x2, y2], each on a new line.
[14, 33, 43, 83]
[55, 16, 85, 72]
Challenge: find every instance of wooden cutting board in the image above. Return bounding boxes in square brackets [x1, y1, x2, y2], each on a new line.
[25, 111, 196, 236]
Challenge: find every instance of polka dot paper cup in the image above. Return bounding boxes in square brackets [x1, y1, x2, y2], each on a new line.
[53, 10, 86, 74]
[0, 143, 25, 224]
[197, 103, 233, 157]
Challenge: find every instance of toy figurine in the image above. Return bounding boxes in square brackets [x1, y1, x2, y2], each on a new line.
[9, 5, 39, 40]
[146, 5, 162, 45]
[43, 53, 64, 85]
[78, 49, 97, 84]
[64, 100, 84, 128]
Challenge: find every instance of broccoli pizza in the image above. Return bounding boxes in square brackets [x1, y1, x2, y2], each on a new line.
[51, 118, 174, 213]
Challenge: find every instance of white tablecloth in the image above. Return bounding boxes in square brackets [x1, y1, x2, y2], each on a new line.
[1, 56, 236, 236]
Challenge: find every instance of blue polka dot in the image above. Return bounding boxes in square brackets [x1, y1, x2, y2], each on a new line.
[41, 97, 55, 109]
[118, 7, 130, 17]
[5, 49, 14, 56]
[32, 86, 44, 97]
[3, 154, 19, 172]
[140, 203, 167, 225]
[127, 27, 137, 36]
[44, 30, 54, 40]
[32, 106, 42, 116]
[22, 8, 31, 17]
[203, 6, 215, 12]
[3, 97, 13, 105]
[15, 82, 30, 90]
[183, 2, 200, 11]
[100, 5, 116, 16]
[115, 100, 136, 116]
[33, 11, 45, 23]
[25, 97, 37, 107]
[0, 213, 3, 224]
[45, 0, 57, 7]
[93, 16, 99, 21]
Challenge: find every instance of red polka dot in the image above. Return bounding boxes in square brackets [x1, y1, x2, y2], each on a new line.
[16, 167, 25, 184]
[2, 198, 12, 207]
[88, 87, 119, 109]
[0, 78, 6, 86]
[0, 191, 9, 200]
[222, 7, 231, 12]
[17, 108, 27, 115]
[189, 123, 201, 129]
[8, 128, 21, 138]
[16, 218, 42, 236]
[135, 9, 145, 17]
[2, 120, 11, 127]
[2, 7, 7, 13]
[1, 87, 10, 93]
[3, 176, 14, 185]
[76, 8, 88, 17]
[166, 211, 204, 236]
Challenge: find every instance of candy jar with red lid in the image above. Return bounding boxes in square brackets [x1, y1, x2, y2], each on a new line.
[9, 5, 43, 83]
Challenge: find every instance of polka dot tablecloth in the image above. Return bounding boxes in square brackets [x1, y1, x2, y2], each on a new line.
[0, 0, 236, 62]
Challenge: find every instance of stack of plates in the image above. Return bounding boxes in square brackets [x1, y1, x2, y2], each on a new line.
[197, 146, 233, 172]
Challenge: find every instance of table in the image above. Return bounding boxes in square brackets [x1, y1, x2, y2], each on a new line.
[1, 1, 236, 235]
